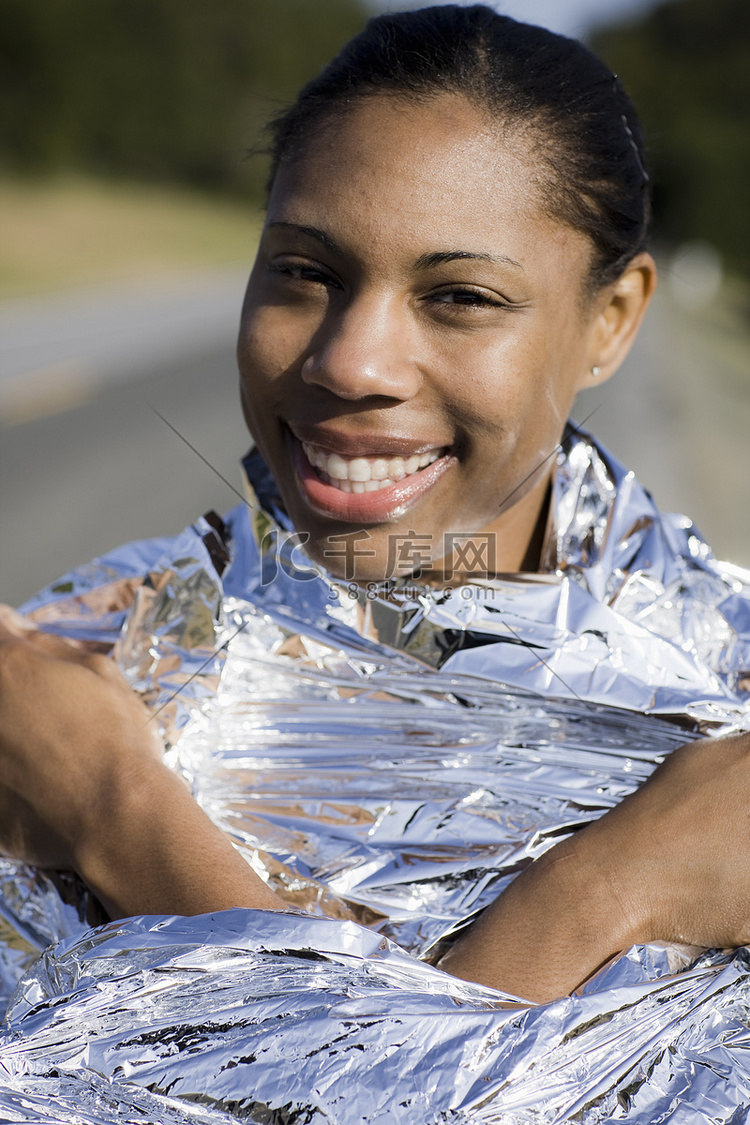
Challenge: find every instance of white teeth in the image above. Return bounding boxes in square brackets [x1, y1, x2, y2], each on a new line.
[301, 441, 443, 492]
[327, 453, 349, 480]
[348, 458, 371, 482]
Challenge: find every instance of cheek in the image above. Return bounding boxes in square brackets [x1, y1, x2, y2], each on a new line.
[239, 292, 320, 391]
[444, 333, 554, 442]
[492, 320, 586, 421]
[238, 304, 291, 407]
[237, 312, 283, 448]
[452, 335, 583, 495]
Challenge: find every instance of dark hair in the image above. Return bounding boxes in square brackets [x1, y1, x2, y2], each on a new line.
[265, 4, 651, 293]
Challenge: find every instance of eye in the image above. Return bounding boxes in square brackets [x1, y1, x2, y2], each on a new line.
[428, 287, 511, 311]
[267, 258, 342, 290]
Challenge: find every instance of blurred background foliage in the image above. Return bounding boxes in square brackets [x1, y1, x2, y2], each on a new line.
[0, 0, 366, 197]
[590, 0, 750, 281]
[0, 0, 748, 283]
[2, 0, 749, 598]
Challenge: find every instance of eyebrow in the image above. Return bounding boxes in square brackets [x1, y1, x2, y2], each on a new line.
[268, 221, 342, 254]
[415, 249, 523, 271]
[268, 222, 523, 272]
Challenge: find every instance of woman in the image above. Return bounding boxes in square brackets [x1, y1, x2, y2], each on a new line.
[0, 6, 749, 1116]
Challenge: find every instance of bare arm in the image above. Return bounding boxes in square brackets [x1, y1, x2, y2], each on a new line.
[0, 607, 283, 919]
[4, 604, 750, 1002]
[441, 730, 750, 1002]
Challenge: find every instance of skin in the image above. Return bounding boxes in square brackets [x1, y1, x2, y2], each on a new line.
[237, 94, 655, 579]
[0, 606, 284, 920]
[440, 730, 750, 1001]
[1, 93, 748, 1005]
[3, 607, 750, 1004]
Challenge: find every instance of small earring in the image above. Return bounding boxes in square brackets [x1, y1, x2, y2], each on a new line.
[591, 365, 600, 379]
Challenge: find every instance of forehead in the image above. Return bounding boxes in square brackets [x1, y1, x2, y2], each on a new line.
[267, 93, 589, 276]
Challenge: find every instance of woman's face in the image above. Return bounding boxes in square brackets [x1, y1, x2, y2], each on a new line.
[238, 94, 603, 582]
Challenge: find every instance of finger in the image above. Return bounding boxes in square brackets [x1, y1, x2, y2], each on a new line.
[0, 612, 134, 696]
[78, 650, 132, 686]
[7, 631, 122, 689]
[0, 606, 118, 663]
[0, 605, 92, 661]
[0, 604, 35, 637]
[24, 635, 132, 693]
[0, 600, 127, 679]
[22, 629, 92, 663]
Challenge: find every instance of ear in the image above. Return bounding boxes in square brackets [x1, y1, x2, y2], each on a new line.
[580, 252, 657, 390]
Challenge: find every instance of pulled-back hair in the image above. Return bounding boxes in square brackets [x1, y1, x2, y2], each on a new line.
[265, 4, 650, 292]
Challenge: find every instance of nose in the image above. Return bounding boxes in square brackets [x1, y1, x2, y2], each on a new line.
[301, 296, 422, 402]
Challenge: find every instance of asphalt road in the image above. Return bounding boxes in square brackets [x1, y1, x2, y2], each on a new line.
[2, 267, 749, 608]
[1, 268, 253, 607]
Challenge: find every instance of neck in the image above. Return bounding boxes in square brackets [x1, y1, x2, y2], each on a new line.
[417, 473, 553, 586]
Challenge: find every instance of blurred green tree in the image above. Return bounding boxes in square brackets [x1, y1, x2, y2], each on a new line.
[0, 0, 367, 196]
[590, 0, 750, 278]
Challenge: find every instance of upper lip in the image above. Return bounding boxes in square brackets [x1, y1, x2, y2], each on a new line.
[287, 423, 450, 459]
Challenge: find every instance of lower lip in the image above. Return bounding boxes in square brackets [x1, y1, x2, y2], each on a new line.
[290, 435, 455, 524]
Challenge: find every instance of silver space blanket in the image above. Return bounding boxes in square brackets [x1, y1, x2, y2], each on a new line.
[1, 429, 750, 1122]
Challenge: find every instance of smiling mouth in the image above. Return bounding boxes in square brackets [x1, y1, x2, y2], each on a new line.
[301, 442, 445, 493]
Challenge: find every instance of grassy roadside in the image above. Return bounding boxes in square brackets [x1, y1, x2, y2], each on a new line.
[0, 177, 262, 298]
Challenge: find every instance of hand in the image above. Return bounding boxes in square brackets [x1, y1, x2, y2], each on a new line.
[0, 605, 284, 918]
[439, 730, 750, 1002]
[0, 604, 163, 869]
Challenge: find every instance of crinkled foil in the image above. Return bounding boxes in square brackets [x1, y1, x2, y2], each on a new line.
[2, 429, 750, 1122]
